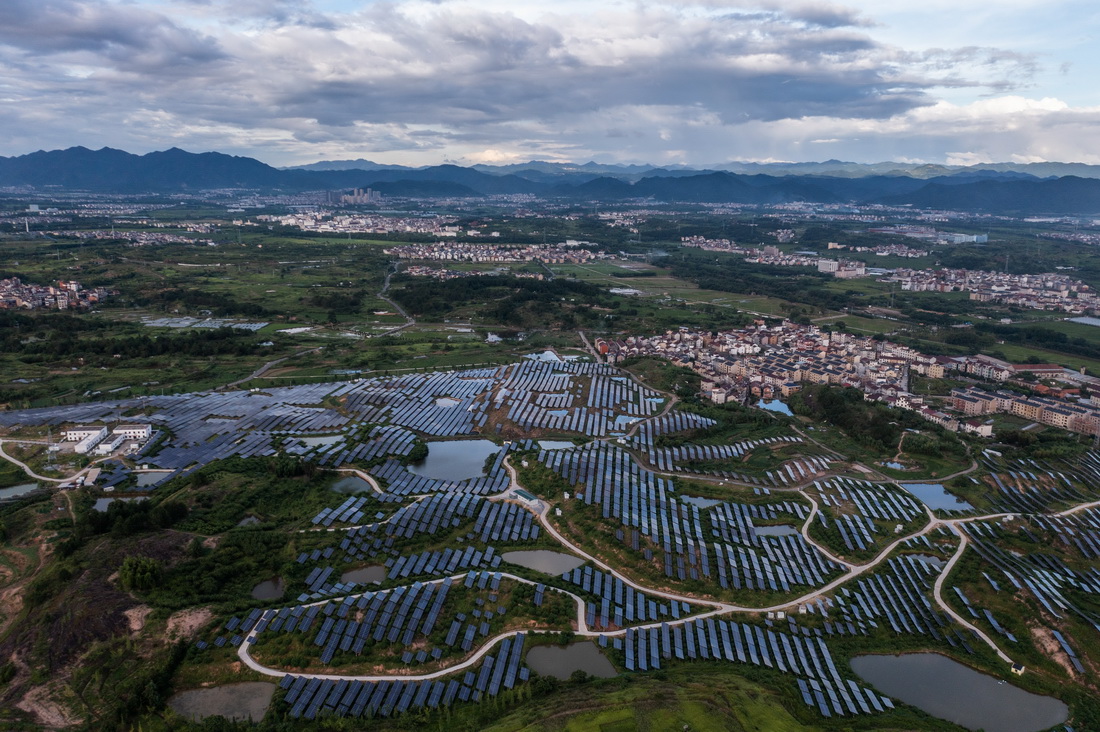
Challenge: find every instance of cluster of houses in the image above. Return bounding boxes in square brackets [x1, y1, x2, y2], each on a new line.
[0, 278, 112, 310]
[384, 241, 606, 265]
[402, 265, 545, 281]
[680, 238, 870, 279]
[251, 212, 463, 236]
[886, 268, 1098, 314]
[602, 321, 1100, 438]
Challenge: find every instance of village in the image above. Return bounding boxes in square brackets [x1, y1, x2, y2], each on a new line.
[602, 321, 1100, 438]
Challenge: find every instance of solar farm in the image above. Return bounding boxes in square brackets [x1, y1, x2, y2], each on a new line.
[3, 357, 1100, 727]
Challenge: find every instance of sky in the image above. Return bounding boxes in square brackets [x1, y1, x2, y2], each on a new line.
[1, 0, 1099, 167]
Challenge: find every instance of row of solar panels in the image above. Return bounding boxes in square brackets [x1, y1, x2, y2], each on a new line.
[612, 618, 892, 717]
[282, 631, 529, 719]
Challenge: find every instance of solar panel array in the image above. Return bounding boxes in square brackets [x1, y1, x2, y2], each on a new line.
[610, 618, 892, 718]
[280, 631, 529, 720]
[976, 452, 1100, 514]
[962, 518, 1100, 628]
[814, 553, 980, 650]
[809, 478, 927, 554]
[539, 442, 843, 591]
[497, 361, 663, 436]
[560, 566, 691, 629]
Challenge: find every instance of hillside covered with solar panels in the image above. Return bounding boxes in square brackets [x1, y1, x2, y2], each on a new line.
[0, 355, 1099, 731]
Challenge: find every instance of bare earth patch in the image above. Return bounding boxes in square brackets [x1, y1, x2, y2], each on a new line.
[167, 607, 214, 640]
[124, 605, 153, 633]
[17, 682, 79, 729]
[1030, 626, 1075, 676]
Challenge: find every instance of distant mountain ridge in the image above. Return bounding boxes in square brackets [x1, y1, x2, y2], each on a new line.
[2, 146, 1100, 213]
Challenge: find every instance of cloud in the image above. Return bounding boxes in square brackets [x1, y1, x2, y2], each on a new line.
[0, 0, 1088, 165]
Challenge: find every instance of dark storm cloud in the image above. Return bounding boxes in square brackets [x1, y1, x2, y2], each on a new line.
[0, 0, 226, 69]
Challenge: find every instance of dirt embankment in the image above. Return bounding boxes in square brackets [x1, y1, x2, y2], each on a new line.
[167, 607, 214, 640]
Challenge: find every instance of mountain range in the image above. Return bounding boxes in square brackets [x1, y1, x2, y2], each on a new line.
[3, 147, 1100, 214]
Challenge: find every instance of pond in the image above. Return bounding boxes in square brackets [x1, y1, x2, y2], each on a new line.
[341, 565, 387, 584]
[434, 397, 460, 408]
[330, 475, 374, 494]
[850, 653, 1068, 732]
[92, 497, 146, 512]
[0, 483, 39, 500]
[407, 440, 500, 482]
[526, 642, 617, 680]
[250, 577, 285, 600]
[882, 461, 906, 470]
[501, 550, 585, 575]
[133, 471, 170, 487]
[538, 440, 576, 450]
[613, 415, 640, 428]
[680, 495, 724, 509]
[237, 516, 260, 527]
[755, 524, 800, 537]
[909, 553, 947, 570]
[756, 399, 793, 416]
[900, 483, 974, 512]
[168, 682, 277, 723]
[298, 434, 344, 447]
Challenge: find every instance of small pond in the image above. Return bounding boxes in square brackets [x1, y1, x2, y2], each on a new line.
[341, 565, 387, 584]
[680, 495, 724, 509]
[408, 440, 500, 482]
[501, 550, 585, 575]
[900, 483, 974, 512]
[237, 516, 260, 527]
[0, 483, 39, 500]
[613, 415, 640, 427]
[168, 682, 277, 723]
[134, 471, 170, 487]
[434, 397, 460, 408]
[755, 524, 800, 537]
[538, 440, 576, 450]
[882, 461, 906, 470]
[250, 577, 285, 600]
[909, 553, 947, 570]
[93, 497, 146, 512]
[756, 399, 793, 416]
[526, 642, 617, 680]
[330, 475, 374, 494]
[298, 434, 344, 447]
[850, 653, 1068, 732]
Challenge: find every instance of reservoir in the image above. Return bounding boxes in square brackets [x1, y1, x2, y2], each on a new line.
[501, 550, 585, 575]
[900, 483, 974, 512]
[755, 524, 800, 537]
[330, 475, 374, 494]
[169, 682, 277, 723]
[408, 440, 500, 481]
[538, 440, 576, 450]
[756, 399, 793, 416]
[526, 642, 617, 680]
[0, 483, 39, 500]
[850, 653, 1068, 732]
[340, 565, 387, 584]
[250, 577, 285, 600]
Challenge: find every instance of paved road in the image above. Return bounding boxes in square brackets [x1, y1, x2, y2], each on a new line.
[237, 571, 592, 682]
[577, 330, 601, 362]
[221, 348, 322, 390]
[0, 440, 69, 483]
